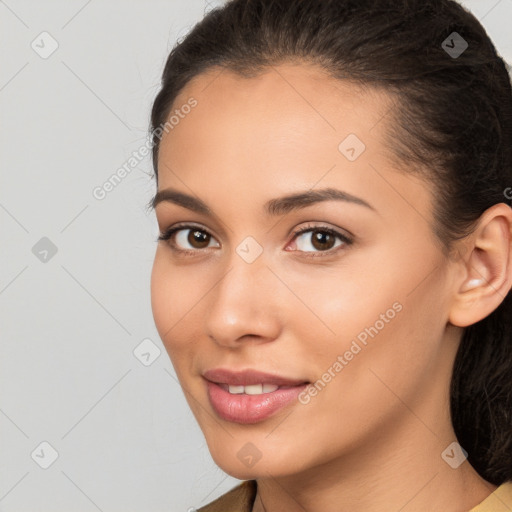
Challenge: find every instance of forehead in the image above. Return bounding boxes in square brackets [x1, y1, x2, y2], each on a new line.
[159, 62, 395, 172]
[171, 62, 388, 126]
[155, 62, 434, 230]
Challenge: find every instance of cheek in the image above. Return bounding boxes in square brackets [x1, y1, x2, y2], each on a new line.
[150, 249, 204, 351]
[282, 245, 448, 392]
[150, 251, 173, 340]
[308, 270, 448, 420]
[278, 254, 403, 351]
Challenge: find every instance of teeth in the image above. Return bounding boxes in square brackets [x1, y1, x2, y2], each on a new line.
[245, 384, 263, 395]
[227, 385, 244, 394]
[227, 383, 280, 395]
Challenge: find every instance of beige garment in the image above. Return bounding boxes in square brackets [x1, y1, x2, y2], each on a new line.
[198, 479, 512, 512]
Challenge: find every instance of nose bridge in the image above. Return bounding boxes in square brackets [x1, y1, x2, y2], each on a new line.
[204, 246, 281, 345]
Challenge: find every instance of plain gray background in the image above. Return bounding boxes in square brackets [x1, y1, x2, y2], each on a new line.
[1, 1, 511, 511]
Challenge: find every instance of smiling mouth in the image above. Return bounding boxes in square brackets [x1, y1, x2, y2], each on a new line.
[203, 368, 310, 424]
[203, 367, 309, 387]
[217, 383, 301, 394]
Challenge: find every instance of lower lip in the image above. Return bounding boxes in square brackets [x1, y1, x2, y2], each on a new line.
[205, 380, 308, 424]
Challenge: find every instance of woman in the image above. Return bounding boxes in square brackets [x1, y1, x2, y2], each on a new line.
[148, 0, 512, 510]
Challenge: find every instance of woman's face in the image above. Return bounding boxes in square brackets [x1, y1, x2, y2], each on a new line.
[151, 63, 461, 479]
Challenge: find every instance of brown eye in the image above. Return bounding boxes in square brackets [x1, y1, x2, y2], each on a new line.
[168, 227, 218, 250]
[187, 229, 211, 248]
[291, 226, 350, 255]
[310, 230, 336, 251]
[160, 226, 220, 252]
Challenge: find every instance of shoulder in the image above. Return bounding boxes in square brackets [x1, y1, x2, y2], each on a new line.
[469, 481, 512, 512]
[197, 480, 257, 512]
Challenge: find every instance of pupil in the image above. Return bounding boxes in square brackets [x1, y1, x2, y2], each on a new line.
[189, 230, 209, 248]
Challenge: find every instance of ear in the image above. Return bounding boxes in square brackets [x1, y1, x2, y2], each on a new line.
[449, 203, 512, 327]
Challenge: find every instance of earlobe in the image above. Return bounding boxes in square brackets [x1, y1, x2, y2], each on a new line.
[449, 203, 512, 328]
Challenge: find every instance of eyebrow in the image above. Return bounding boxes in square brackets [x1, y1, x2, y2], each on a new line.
[151, 187, 376, 216]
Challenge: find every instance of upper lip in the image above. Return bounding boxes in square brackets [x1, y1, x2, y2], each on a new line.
[203, 368, 309, 387]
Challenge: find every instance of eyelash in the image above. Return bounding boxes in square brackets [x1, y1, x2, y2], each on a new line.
[158, 222, 353, 258]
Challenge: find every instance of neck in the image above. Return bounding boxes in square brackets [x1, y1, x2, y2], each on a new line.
[252, 420, 495, 512]
[251, 329, 496, 512]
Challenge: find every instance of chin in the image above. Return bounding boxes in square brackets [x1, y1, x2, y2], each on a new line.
[206, 440, 307, 481]
[210, 457, 287, 480]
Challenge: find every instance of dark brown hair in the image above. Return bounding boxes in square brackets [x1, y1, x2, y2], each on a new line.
[150, 0, 512, 485]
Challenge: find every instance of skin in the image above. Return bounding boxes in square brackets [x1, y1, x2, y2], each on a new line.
[150, 62, 512, 511]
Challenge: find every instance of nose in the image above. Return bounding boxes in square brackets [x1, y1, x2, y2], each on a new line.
[204, 253, 283, 348]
